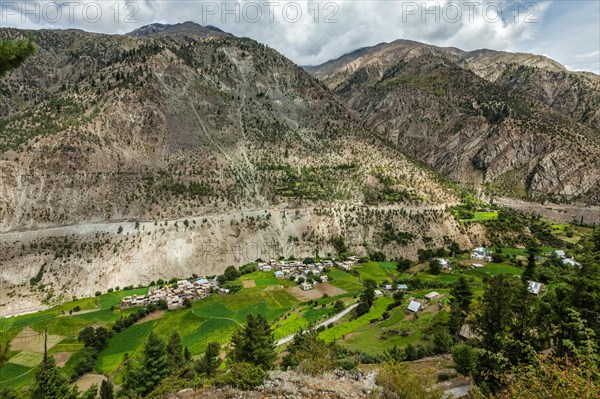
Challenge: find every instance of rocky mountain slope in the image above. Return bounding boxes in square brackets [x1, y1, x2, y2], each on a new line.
[0, 24, 480, 314]
[307, 40, 600, 203]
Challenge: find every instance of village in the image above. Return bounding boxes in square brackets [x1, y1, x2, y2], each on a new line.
[256, 256, 361, 290]
[120, 277, 224, 310]
[120, 246, 579, 311]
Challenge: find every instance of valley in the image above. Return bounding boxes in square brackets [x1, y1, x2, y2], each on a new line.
[0, 20, 598, 399]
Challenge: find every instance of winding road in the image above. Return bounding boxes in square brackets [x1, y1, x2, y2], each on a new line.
[275, 303, 358, 346]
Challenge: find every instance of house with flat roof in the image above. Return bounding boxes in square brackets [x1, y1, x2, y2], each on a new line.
[424, 292, 440, 301]
[407, 300, 421, 312]
[527, 281, 544, 295]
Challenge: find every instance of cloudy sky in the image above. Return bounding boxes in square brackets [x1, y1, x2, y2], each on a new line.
[1, 0, 598, 72]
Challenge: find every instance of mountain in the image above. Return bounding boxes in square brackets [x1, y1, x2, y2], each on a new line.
[307, 40, 600, 202]
[128, 21, 228, 38]
[0, 24, 482, 315]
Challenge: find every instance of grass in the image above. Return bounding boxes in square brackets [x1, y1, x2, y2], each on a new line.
[327, 269, 362, 292]
[6, 351, 43, 368]
[460, 211, 498, 222]
[319, 296, 393, 343]
[464, 263, 523, 277]
[95, 320, 158, 373]
[0, 363, 34, 388]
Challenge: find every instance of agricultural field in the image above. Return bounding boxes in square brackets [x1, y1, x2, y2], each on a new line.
[460, 211, 499, 222]
[0, 241, 576, 391]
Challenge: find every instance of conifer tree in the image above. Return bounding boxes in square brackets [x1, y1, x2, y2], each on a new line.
[166, 331, 184, 371]
[229, 314, 276, 370]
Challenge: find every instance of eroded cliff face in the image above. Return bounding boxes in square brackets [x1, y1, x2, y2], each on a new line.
[0, 204, 486, 316]
[308, 40, 600, 203]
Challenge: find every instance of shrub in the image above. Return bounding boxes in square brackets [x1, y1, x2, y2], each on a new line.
[218, 362, 266, 390]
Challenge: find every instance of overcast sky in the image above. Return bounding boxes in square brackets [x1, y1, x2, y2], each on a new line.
[1, 0, 598, 73]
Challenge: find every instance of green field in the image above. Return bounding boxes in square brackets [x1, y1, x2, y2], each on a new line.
[240, 271, 295, 288]
[460, 211, 498, 222]
[464, 263, 523, 277]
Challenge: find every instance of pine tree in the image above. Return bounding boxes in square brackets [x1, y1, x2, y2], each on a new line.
[30, 331, 77, 399]
[448, 298, 465, 337]
[450, 276, 473, 313]
[523, 246, 538, 282]
[123, 331, 169, 396]
[99, 379, 114, 399]
[475, 275, 519, 352]
[229, 314, 276, 370]
[196, 341, 221, 376]
[166, 331, 184, 371]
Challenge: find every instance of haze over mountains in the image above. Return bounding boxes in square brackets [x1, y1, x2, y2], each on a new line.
[0, 22, 598, 314]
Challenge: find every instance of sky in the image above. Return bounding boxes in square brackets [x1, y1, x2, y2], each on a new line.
[0, 0, 598, 73]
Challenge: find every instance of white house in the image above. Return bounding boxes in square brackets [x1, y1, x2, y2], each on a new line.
[527, 281, 544, 295]
[424, 292, 440, 301]
[407, 300, 421, 312]
[300, 282, 313, 291]
[261, 265, 272, 272]
[562, 258, 581, 267]
[397, 284, 408, 291]
[552, 250, 566, 259]
[274, 270, 285, 279]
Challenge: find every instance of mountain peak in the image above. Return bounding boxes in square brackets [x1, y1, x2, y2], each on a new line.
[127, 21, 227, 38]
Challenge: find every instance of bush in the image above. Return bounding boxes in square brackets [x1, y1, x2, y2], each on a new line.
[376, 361, 442, 399]
[370, 251, 386, 262]
[218, 362, 267, 390]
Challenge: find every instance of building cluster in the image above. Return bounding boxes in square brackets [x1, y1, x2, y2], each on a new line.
[121, 277, 224, 310]
[258, 256, 360, 286]
[551, 250, 581, 267]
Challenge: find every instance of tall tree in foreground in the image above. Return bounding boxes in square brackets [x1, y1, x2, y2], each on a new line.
[229, 314, 276, 370]
[99, 379, 114, 399]
[196, 341, 221, 376]
[166, 331, 184, 371]
[30, 331, 77, 399]
[450, 276, 473, 312]
[123, 332, 169, 396]
[0, 38, 35, 77]
[475, 275, 519, 352]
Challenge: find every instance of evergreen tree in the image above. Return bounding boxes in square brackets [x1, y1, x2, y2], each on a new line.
[229, 314, 276, 370]
[166, 331, 184, 371]
[448, 298, 465, 337]
[124, 332, 169, 396]
[450, 276, 473, 313]
[433, 329, 454, 354]
[475, 275, 519, 352]
[30, 332, 77, 399]
[183, 346, 191, 362]
[523, 245, 539, 282]
[428, 259, 442, 275]
[452, 345, 478, 376]
[99, 379, 114, 399]
[196, 341, 221, 376]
